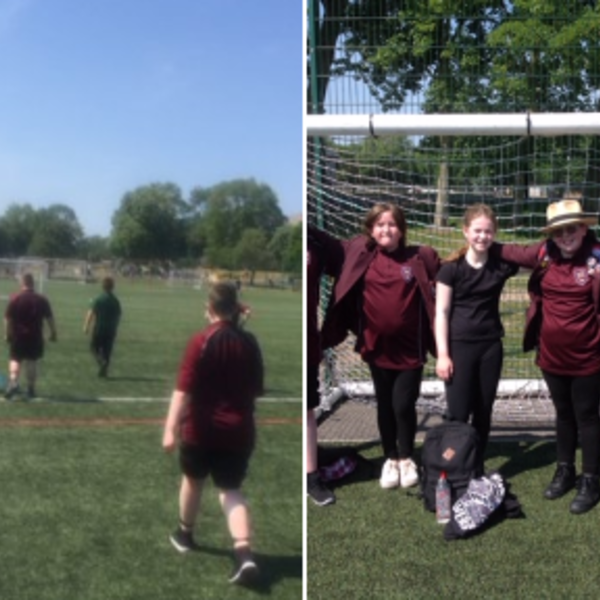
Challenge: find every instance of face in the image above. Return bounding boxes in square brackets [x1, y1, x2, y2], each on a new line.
[550, 223, 587, 257]
[371, 211, 402, 251]
[463, 215, 495, 253]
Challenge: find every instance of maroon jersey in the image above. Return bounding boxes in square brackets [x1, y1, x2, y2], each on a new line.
[538, 257, 600, 375]
[5, 289, 52, 342]
[176, 321, 264, 451]
[360, 247, 428, 369]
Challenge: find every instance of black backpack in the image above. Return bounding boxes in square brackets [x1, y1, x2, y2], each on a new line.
[420, 421, 483, 512]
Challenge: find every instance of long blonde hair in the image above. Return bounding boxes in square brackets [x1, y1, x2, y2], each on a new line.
[444, 203, 498, 262]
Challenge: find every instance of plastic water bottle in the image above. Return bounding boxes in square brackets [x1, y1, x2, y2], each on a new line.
[436, 471, 451, 524]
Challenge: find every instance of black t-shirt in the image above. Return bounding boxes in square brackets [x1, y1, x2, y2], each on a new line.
[437, 255, 518, 341]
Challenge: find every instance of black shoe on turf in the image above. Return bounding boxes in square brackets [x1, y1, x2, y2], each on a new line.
[229, 548, 259, 585]
[4, 383, 20, 400]
[307, 476, 336, 507]
[544, 463, 576, 500]
[570, 474, 600, 515]
[169, 529, 199, 553]
[26, 386, 36, 400]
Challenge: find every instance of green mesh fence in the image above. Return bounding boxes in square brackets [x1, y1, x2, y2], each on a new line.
[307, 0, 600, 408]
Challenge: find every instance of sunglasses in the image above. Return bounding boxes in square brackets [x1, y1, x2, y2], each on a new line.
[551, 224, 580, 238]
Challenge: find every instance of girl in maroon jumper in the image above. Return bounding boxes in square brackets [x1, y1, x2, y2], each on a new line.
[162, 282, 263, 584]
[313, 203, 440, 490]
[497, 197, 600, 515]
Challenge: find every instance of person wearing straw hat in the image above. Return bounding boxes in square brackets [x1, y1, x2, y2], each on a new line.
[494, 196, 600, 514]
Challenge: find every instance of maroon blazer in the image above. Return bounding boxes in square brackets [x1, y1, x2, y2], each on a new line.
[310, 228, 440, 355]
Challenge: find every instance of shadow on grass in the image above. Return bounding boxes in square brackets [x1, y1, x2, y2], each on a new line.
[485, 438, 556, 480]
[192, 545, 302, 593]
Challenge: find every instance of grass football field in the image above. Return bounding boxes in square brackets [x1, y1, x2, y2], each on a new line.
[0, 280, 302, 600]
[308, 440, 600, 599]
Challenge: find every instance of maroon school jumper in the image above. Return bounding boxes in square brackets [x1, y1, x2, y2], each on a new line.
[496, 237, 600, 375]
[360, 246, 428, 369]
[176, 321, 264, 452]
[317, 233, 440, 357]
[5, 289, 53, 358]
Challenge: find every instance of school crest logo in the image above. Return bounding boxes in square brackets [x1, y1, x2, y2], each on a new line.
[401, 265, 413, 282]
[574, 267, 589, 286]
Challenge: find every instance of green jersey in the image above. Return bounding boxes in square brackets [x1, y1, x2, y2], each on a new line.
[91, 292, 121, 337]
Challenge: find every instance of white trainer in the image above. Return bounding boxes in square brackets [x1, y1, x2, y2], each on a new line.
[379, 459, 400, 489]
[399, 458, 419, 488]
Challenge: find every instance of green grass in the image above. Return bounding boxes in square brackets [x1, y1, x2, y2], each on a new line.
[0, 280, 302, 599]
[308, 441, 600, 599]
[0, 280, 301, 399]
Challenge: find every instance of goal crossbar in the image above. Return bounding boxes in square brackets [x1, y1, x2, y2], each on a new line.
[306, 112, 600, 138]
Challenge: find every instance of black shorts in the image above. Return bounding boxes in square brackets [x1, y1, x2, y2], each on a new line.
[179, 444, 251, 490]
[10, 338, 44, 362]
[307, 364, 320, 410]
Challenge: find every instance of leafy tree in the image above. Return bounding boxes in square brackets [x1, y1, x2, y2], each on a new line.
[111, 183, 188, 260]
[79, 235, 111, 262]
[232, 229, 275, 283]
[282, 222, 302, 274]
[0, 203, 38, 256]
[28, 204, 84, 257]
[269, 222, 303, 273]
[188, 179, 286, 268]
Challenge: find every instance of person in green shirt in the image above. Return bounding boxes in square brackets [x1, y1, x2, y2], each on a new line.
[83, 277, 122, 378]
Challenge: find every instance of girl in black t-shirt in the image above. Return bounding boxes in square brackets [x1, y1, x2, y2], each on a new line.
[435, 204, 518, 455]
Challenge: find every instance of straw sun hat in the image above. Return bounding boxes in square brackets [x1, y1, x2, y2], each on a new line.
[542, 199, 597, 233]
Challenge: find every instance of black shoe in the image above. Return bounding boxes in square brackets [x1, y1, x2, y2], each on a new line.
[4, 383, 20, 400]
[229, 548, 259, 585]
[26, 386, 36, 400]
[307, 475, 336, 506]
[570, 474, 600, 515]
[544, 463, 577, 500]
[169, 528, 199, 553]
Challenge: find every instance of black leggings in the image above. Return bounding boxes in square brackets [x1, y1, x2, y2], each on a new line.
[368, 364, 423, 460]
[445, 339, 503, 454]
[542, 370, 600, 476]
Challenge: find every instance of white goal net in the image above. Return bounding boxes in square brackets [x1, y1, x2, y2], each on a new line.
[308, 113, 600, 421]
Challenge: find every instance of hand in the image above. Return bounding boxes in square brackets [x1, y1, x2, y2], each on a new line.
[239, 303, 252, 321]
[162, 429, 177, 453]
[436, 355, 453, 381]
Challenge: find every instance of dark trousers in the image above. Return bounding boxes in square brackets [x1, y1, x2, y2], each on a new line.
[91, 333, 116, 368]
[542, 370, 600, 476]
[444, 339, 503, 455]
[368, 364, 423, 460]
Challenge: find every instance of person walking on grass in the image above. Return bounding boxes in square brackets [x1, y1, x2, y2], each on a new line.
[162, 281, 264, 586]
[495, 197, 600, 515]
[435, 204, 518, 458]
[312, 203, 440, 491]
[4, 272, 57, 399]
[83, 276, 122, 378]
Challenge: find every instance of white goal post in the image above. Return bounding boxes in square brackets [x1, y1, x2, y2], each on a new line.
[308, 111, 600, 418]
[306, 112, 600, 137]
[0, 258, 48, 295]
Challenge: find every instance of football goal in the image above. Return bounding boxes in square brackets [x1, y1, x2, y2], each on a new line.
[308, 112, 600, 417]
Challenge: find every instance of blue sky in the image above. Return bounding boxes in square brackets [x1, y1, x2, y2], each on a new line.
[0, 0, 302, 237]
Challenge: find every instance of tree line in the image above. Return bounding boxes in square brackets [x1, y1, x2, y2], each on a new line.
[0, 178, 302, 275]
